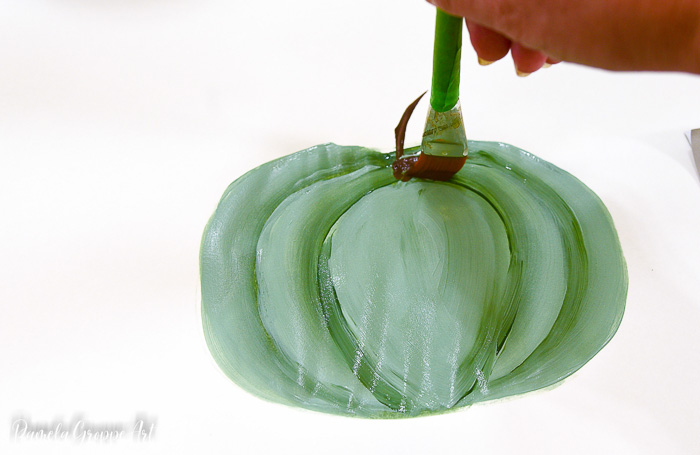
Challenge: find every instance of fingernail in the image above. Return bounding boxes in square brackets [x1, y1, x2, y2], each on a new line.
[543, 63, 552, 68]
[516, 69, 531, 77]
[478, 57, 494, 66]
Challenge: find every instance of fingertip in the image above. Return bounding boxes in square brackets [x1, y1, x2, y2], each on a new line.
[511, 43, 548, 75]
[466, 21, 511, 64]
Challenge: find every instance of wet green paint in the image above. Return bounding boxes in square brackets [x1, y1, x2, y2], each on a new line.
[200, 141, 627, 418]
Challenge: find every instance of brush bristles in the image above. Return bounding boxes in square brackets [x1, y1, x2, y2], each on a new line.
[392, 153, 467, 182]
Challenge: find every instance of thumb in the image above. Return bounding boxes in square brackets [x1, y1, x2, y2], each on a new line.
[426, 0, 540, 45]
[425, 0, 504, 26]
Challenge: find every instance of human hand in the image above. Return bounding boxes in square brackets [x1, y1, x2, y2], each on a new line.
[426, 0, 700, 75]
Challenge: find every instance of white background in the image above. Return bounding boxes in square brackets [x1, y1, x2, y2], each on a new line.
[2, 0, 700, 454]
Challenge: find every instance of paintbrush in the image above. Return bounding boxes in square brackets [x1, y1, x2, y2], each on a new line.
[393, 9, 468, 182]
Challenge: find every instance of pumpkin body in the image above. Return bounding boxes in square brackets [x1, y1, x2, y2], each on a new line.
[201, 141, 627, 418]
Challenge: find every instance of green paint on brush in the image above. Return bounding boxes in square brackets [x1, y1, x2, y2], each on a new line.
[430, 9, 463, 112]
[200, 142, 627, 418]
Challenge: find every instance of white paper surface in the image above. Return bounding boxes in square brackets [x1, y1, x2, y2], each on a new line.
[2, 1, 700, 454]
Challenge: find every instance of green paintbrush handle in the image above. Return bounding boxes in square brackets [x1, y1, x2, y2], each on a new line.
[430, 8, 463, 112]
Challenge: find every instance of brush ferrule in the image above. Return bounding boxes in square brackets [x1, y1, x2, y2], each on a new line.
[421, 100, 468, 158]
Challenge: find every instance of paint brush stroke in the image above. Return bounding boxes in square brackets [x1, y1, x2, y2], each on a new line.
[201, 141, 627, 418]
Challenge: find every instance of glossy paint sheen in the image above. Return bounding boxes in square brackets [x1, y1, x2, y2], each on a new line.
[201, 142, 627, 418]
